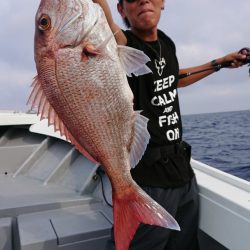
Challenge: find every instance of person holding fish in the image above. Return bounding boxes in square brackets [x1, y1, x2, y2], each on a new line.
[31, 0, 248, 249]
[92, 0, 248, 249]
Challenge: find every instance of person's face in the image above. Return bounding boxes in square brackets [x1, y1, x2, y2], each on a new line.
[118, 0, 165, 31]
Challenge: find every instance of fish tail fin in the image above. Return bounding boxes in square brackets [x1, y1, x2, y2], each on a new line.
[113, 184, 180, 250]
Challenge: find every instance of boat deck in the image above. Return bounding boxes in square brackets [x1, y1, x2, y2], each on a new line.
[0, 113, 249, 250]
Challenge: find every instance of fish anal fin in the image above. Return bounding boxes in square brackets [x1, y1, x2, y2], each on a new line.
[129, 111, 150, 168]
[113, 184, 180, 250]
[27, 75, 98, 164]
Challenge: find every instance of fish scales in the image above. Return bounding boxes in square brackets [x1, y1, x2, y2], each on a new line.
[55, 50, 134, 166]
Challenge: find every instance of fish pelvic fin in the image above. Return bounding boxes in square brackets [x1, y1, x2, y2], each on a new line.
[117, 45, 152, 77]
[113, 184, 180, 250]
[129, 111, 150, 168]
[27, 76, 98, 164]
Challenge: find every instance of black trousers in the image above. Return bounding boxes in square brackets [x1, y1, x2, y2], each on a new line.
[105, 177, 200, 250]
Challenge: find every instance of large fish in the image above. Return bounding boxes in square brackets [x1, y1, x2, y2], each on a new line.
[28, 0, 179, 249]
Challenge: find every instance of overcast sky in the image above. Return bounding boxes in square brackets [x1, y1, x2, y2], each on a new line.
[0, 0, 249, 115]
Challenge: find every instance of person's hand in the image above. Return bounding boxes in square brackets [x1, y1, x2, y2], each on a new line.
[221, 50, 248, 68]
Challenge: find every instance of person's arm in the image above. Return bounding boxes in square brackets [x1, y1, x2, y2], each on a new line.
[93, 0, 127, 45]
[178, 51, 247, 88]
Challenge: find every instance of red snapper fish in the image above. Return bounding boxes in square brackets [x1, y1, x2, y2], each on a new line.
[28, 0, 179, 249]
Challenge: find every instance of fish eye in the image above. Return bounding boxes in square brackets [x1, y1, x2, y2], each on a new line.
[38, 14, 51, 31]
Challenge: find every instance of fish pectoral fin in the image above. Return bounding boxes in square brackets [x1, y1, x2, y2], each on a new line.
[129, 111, 150, 168]
[113, 184, 180, 250]
[82, 44, 101, 60]
[117, 45, 152, 77]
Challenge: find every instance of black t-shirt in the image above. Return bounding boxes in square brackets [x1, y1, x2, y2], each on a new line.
[124, 30, 182, 146]
[124, 30, 194, 188]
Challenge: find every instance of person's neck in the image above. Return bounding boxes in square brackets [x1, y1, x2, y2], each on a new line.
[131, 27, 158, 42]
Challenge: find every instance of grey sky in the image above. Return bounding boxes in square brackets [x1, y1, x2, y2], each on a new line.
[0, 0, 249, 114]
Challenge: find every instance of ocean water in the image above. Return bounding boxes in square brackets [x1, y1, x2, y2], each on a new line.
[182, 109, 250, 181]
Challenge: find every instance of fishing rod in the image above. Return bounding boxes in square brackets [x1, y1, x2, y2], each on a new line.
[179, 47, 250, 79]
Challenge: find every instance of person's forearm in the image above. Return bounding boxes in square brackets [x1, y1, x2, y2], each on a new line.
[178, 51, 246, 88]
[178, 62, 215, 88]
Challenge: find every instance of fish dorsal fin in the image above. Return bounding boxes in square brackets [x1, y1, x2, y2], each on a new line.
[130, 111, 150, 168]
[117, 45, 152, 77]
[27, 76, 98, 164]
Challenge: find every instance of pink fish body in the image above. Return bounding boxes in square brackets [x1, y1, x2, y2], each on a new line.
[29, 0, 179, 249]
